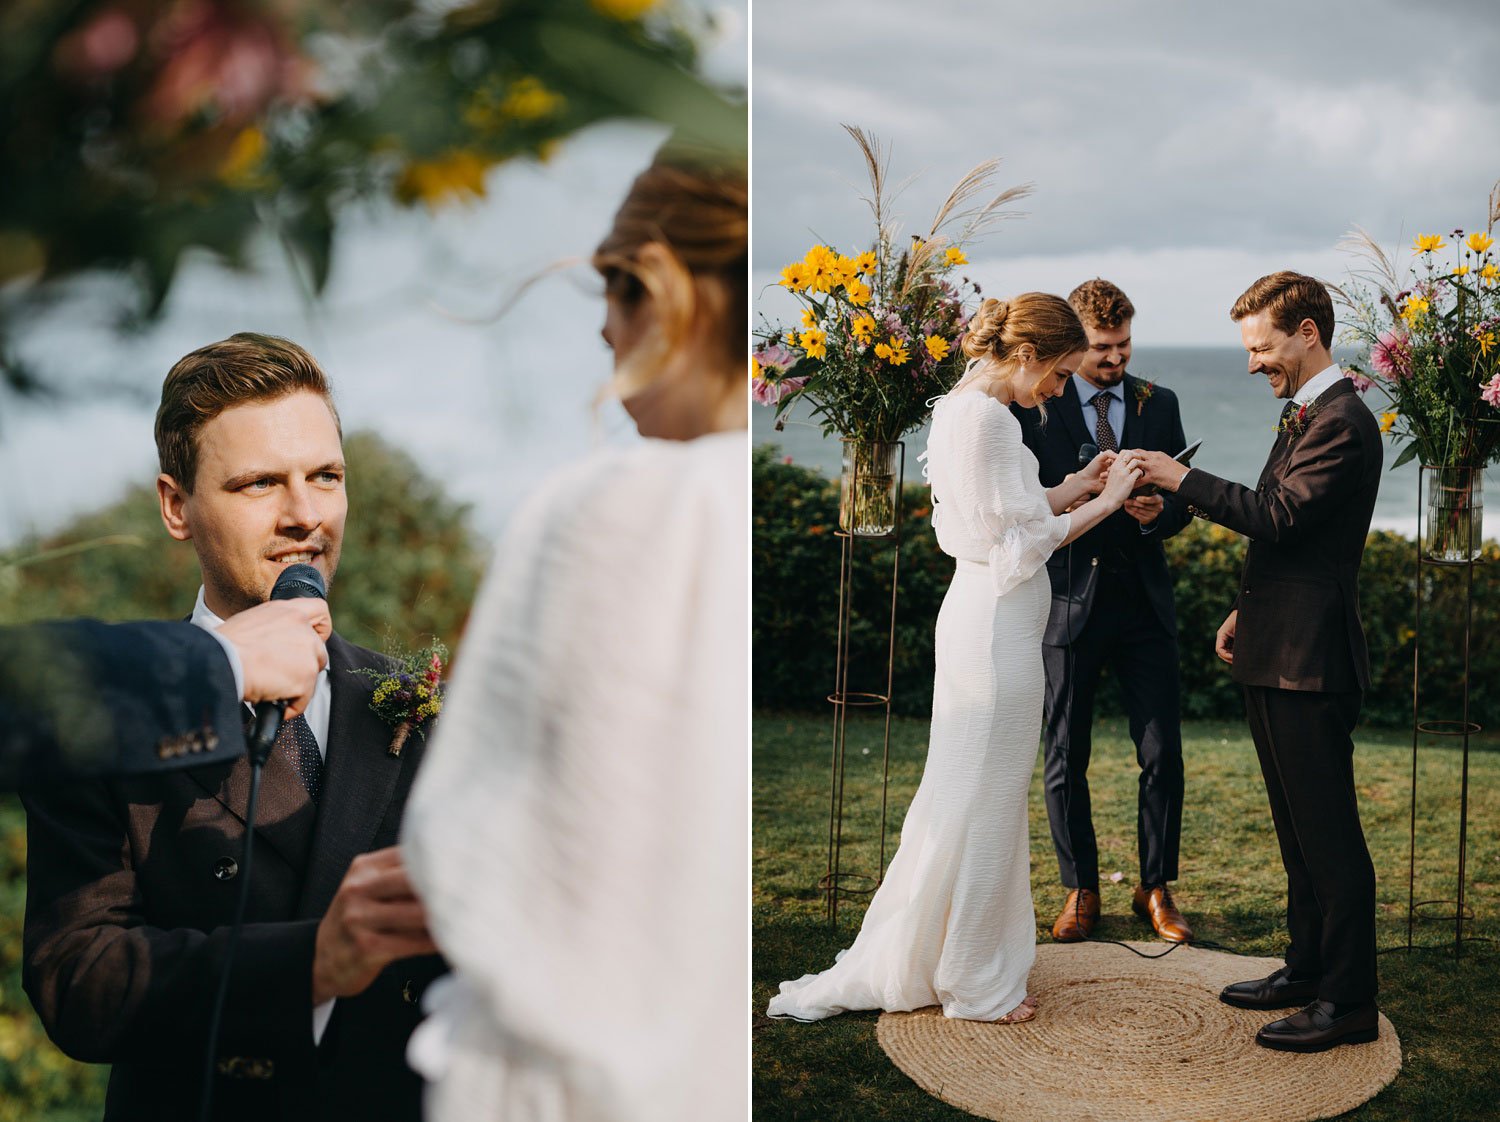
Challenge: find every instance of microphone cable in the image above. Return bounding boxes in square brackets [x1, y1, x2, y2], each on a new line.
[198, 564, 327, 1122]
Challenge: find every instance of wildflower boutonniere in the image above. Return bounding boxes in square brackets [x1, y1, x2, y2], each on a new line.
[1277, 401, 1320, 441]
[1133, 379, 1155, 416]
[351, 641, 447, 756]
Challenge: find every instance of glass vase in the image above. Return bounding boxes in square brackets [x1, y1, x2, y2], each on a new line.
[1423, 466, 1483, 562]
[839, 440, 901, 537]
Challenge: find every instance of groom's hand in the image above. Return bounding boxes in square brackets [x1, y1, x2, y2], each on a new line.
[1216, 610, 1237, 665]
[313, 847, 439, 1004]
[1126, 449, 1189, 493]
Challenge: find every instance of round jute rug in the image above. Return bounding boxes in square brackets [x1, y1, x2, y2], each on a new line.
[876, 941, 1401, 1122]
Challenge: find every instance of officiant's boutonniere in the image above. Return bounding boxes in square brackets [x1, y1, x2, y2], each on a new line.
[351, 641, 447, 756]
[1134, 380, 1155, 416]
[1277, 402, 1320, 440]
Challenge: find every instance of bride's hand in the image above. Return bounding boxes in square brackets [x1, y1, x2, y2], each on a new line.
[1101, 452, 1142, 507]
[1074, 451, 1116, 495]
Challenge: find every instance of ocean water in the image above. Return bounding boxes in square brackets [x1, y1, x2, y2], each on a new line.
[753, 346, 1499, 538]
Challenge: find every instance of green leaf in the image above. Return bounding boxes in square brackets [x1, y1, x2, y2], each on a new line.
[1391, 443, 1419, 470]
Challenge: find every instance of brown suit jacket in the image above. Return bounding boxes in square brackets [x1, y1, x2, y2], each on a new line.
[1175, 379, 1382, 692]
[21, 632, 446, 1121]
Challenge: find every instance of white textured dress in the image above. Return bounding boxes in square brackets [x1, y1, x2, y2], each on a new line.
[400, 431, 747, 1122]
[768, 391, 1070, 1022]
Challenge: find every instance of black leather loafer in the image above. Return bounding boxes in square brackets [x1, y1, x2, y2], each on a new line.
[1255, 999, 1379, 1053]
[1219, 965, 1320, 1010]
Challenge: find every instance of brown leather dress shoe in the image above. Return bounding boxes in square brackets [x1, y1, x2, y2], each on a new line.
[1051, 888, 1100, 942]
[1132, 884, 1193, 942]
[1255, 999, 1379, 1052]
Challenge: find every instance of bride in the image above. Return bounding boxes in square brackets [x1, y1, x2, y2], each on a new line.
[768, 293, 1140, 1024]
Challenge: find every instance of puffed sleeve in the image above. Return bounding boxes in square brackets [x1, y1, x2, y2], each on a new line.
[949, 398, 1069, 595]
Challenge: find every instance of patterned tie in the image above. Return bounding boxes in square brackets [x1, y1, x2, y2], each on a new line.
[1092, 392, 1118, 453]
[274, 714, 324, 802]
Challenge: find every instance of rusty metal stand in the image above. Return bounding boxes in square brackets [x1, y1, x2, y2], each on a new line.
[821, 442, 903, 927]
[1403, 464, 1487, 956]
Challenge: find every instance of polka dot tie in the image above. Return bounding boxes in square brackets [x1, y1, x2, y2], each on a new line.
[1092, 393, 1118, 453]
[275, 714, 324, 802]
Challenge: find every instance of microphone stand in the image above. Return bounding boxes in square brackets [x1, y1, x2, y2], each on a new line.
[197, 701, 285, 1122]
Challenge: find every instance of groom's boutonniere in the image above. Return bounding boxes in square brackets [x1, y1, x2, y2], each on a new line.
[352, 641, 447, 756]
[1134, 379, 1155, 416]
[1277, 402, 1320, 440]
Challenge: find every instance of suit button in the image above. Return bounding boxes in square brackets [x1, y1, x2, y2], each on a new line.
[213, 857, 239, 881]
[402, 980, 418, 1005]
[1090, 557, 1099, 567]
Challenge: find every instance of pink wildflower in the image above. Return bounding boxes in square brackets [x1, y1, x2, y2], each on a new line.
[1343, 369, 1373, 393]
[1482, 372, 1500, 409]
[1371, 331, 1412, 379]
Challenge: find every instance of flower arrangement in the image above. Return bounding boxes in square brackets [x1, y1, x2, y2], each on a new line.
[1333, 181, 1500, 472]
[1277, 401, 1320, 440]
[352, 640, 447, 756]
[751, 126, 1030, 445]
[1135, 379, 1155, 416]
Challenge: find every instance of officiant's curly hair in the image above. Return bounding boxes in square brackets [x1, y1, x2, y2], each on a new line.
[1068, 278, 1135, 330]
[155, 332, 341, 491]
[592, 143, 747, 399]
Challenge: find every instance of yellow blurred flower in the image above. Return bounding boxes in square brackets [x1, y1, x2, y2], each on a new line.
[924, 335, 951, 361]
[873, 341, 893, 361]
[1400, 295, 1431, 323]
[801, 308, 818, 328]
[1482, 263, 1500, 286]
[887, 336, 910, 365]
[1413, 234, 1447, 253]
[218, 126, 270, 188]
[751, 358, 761, 379]
[1466, 232, 1494, 254]
[844, 278, 872, 306]
[1456, 265, 1471, 276]
[1476, 329, 1496, 356]
[944, 247, 967, 266]
[854, 251, 877, 275]
[590, 0, 660, 17]
[499, 76, 566, 121]
[1380, 411, 1398, 434]
[396, 149, 494, 208]
[852, 314, 877, 341]
[799, 328, 827, 359]
[805, 246, 838, 293]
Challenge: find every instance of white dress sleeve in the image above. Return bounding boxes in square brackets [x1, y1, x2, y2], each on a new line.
[949, 397, 1069, 595]
[399, 433, 747, 1122]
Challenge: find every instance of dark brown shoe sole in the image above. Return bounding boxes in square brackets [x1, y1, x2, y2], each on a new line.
[1218, 984, 1320, 1011]
[1255, 1025, 1379, 1053]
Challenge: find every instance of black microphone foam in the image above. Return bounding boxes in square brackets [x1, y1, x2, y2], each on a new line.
[1078, 442, 1099, 468]
[248, 564, 327, 763]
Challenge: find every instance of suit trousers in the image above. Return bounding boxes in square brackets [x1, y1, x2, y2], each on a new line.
[1042, 567, 1184, 892]
[1243, 684, 1377, 1004]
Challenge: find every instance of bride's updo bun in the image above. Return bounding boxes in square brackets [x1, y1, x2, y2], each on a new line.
[962, 292, 1087, 366]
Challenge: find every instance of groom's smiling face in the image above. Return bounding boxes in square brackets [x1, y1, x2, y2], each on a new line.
[158, 389, 347, 619]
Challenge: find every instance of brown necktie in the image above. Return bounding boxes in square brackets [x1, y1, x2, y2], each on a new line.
[1092, 393, 1118, 453]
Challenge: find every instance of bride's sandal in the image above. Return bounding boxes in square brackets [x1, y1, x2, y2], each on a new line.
[995, 998, 1037, 1024]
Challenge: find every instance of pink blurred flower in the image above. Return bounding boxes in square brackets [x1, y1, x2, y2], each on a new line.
[1371, 330, 1412, 379]
[751, 374, 807, 406]
[1482, 373, 1500, 409]
[53, 9, 141, 80]
[1344, 369, 1373, 393]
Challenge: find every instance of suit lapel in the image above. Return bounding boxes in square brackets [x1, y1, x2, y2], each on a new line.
[295, 634, 407, 919]
[1120, 376, 1142, 449]
[1056, 377, 1092, 453]
[1266, 380, 1353, 488]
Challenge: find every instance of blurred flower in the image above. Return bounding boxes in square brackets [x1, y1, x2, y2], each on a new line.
[1343, 369, 1373, 393]
[1456, 265, 1471, 276]
[499, 76, 566, 121]
[798, 328, 827, 360]
[851, 314, 876, 343]
[944, 247, 967, 266]
[779, 262, 811, 291]
[844, 278, 871, 306]
[395, 149, 495, 208]
[52, 8, 140, 80]
[217, 125, 270, 188]
[1413, 234, 1447, 254]
[886, 336, 910, 366]
[853, 251, 876, 275]
[1371, 330, 1412, 378]
[1483, 374, 1500, 409]
[800, 308, 817, 328]
[924, 335, 950, 361]
[874, 341, 892, 361]
[1466, 233, 1494, 254]
[1483, 263, 1500, 286]
[1380, 411, 1398, 434]
[590, 0, 662, 16]
[751, 373, 807, 406]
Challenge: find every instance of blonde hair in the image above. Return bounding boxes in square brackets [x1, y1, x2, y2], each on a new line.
[592, 146, 747, 401]
[961, 293, 1087, 406]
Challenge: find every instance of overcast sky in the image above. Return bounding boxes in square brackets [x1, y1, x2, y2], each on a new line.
[752, 0, 1500, 344]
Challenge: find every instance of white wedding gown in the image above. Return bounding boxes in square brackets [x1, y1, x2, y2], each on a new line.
[400, 431, 746, 1122]
[768, 391, 1069, 1022]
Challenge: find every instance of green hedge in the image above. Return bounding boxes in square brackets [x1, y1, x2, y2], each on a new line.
[753, 443, 1499, 730]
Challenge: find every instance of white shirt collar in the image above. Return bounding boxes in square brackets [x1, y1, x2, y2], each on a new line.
[190, 585, 223, 629]
[1293, 363, 1344, 406]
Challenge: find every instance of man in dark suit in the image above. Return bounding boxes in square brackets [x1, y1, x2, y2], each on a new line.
[1131, 271, 1382, 1052]
[22, 333, 445, 1119]
[1012, 279, 1194, 945]
[1, 601, 329, 789]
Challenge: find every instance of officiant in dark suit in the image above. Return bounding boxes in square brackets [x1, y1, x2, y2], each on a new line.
[1011, 279, 1194, 946]
[22, 333, 445, 1120]
[1130, 271, 1383, 1053]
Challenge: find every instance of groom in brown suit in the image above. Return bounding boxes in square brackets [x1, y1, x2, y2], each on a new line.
[22, 334, 444, 1119]
[1129, 272, 1382, 1052]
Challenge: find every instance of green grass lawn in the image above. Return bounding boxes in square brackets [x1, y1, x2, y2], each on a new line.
[754, 711, 1500, 1121]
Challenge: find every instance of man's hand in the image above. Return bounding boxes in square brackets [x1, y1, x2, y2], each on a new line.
[217, 600, 331, 720]
[313, 847, 438, 1004]
[1216, 610, 1237, 665]
[1123, 493, 1165, 526]
[1122, 449, 1189, 493]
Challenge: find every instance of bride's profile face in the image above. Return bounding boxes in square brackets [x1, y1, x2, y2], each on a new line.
[600, 276, 650, 369]
[1013, 350, 1084, 409]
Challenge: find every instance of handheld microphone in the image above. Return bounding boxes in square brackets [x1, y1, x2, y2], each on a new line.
[1078, 442, 1099, 468]
[246, 564, 326, 766]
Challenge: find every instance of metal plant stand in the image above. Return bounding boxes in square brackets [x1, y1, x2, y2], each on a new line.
[1404, 464, 1487, 956]
[821, 441, 904, 927]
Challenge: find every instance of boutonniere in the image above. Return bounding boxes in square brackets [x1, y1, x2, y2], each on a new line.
[1134, 379, 1155, 416]
[351, 641, 447, 756]
[1277, 401, 1321, 440]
